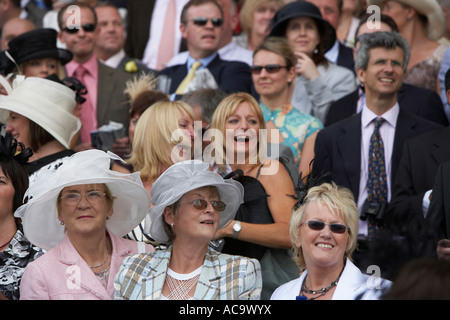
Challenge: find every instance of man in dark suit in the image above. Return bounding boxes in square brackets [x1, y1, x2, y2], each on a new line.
[312, 32, 442, 277]
[325, 13, 448, 127]
[159, 0, 253, 97]
[388, 68, 450, 240]
[427, 161, 450, 261]
[94, 3, 154, 76]
[58, 1, 132, 153]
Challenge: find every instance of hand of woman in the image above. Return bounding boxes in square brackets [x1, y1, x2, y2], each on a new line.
[294, 51, 320, 80]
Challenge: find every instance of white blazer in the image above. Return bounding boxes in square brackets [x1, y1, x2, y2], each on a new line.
[270, 259, 391, 300]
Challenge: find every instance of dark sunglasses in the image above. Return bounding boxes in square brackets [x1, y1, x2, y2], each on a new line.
[251, 64, 288, 75]
[183, 199, 227, 212]
[302, 220, 349, 234]
[191, 17, 223, 27]
[63, 23, 96, 34]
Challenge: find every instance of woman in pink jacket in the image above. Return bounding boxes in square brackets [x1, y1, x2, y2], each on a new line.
[16, 149, 154, 300]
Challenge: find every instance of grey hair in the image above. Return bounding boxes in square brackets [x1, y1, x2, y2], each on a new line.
[355, 31, 410, 72]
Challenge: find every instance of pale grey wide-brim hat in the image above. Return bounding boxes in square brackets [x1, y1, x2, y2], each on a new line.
[146, 160, 244, 244]
[367, 0, 445, 41]
[14, 149, 150, 250]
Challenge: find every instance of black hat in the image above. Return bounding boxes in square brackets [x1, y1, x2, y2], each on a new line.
[269, 1, 337, 53]
[0, 28, 73, 74]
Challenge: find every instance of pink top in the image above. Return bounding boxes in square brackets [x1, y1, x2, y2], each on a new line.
[19, 230, 154, 300]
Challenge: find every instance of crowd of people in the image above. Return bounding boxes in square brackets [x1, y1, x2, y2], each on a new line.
[1, 0, 450, 301]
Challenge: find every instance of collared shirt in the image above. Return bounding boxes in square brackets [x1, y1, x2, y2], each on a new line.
[65, 55, 99, 141]
[357, 103, 399, 235]
[169, 53, 218, 100]
[167, 40, 253, 67]
[142, 0, 189, 70]
[101, 49, 126, 69]
[324, 39, 339, 64]
[65, 55, 99, 111]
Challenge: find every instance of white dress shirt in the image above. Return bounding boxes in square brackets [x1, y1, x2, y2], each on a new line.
[357, 103, 399, 236]
[141, 0, 189, 70]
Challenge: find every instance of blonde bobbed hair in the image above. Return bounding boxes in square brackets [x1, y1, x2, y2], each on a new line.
[289, 182, 359, 271]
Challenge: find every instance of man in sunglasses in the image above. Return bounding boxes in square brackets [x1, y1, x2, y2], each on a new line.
[159, 0, 254, 99]
[57, 1, 132, 156]
[167, 0, 253, 67]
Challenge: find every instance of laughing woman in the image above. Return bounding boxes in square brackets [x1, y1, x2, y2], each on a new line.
[208, 92, 299, 298]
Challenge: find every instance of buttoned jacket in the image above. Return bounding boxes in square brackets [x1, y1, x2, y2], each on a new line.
[114, 246, 262, 300]
[20, 230, 153, 300]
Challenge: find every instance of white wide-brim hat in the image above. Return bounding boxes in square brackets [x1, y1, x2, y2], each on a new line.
[0, 76, 81, 149]
[146, 160, 244, 244]
[367, 0, 445, 40]
[14, 149, 151, 250]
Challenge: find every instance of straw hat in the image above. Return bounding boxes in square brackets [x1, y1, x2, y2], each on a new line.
[366, 0, 445, 40]
[269, 1, 337, 53]
[0, 76, 81, 149]
[146, 160, 244, 244]
[14, 149, 151, 250]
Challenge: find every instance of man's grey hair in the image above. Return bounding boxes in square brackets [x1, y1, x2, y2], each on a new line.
[355, 31, 410, 72]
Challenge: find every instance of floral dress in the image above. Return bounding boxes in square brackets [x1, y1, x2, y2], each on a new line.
[0, 230, 44, 300]
[260, 103, 323, 167]
[403, 44, 448, 92]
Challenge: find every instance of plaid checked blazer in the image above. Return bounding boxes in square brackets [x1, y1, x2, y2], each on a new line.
[113, 246, 262, 300]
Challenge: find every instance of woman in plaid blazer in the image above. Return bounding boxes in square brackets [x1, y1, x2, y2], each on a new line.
[114, 160, 262, 300]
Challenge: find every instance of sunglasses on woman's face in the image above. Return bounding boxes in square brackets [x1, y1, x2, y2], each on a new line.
[302, 220, 349, 234]
[182, 199, 227, 212]
[251, 64, 288, 75]
[190, 17, 223, 27]
[63, 23, 97, 34]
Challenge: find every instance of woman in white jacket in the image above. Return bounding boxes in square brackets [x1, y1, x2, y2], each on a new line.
[271, 181, 391, 300]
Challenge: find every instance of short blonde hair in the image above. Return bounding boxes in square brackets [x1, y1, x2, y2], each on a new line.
[209, 92, 266, 172]
[127, 100, 195, 183]
[289, 182, 359, 271]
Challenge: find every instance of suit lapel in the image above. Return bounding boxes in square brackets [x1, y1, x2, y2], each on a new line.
[431, 127, 450, 166]
[58, 236, 111, 300]
[193, 248, 220, 300]
[97, 62, 115, 126]
[336, 114, 362, 198]
[392, 110, 419, 181]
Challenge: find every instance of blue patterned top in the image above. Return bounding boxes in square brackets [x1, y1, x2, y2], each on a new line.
[260, 103, 323, 167]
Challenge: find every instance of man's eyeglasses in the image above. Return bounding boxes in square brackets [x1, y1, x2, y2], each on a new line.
[181, 199, 227, 212]
[301, 220, 349, 234]
[60, 191, 107, 205]
[190, 17, 223, 27]
[251, 64, 288, 75]
[63, 23, 97, 34]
